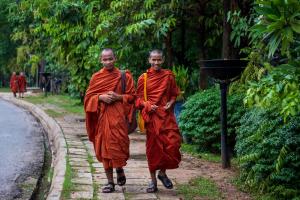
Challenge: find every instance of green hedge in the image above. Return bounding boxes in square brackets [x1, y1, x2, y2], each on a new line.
[236, 107, 300, 199]
[179, 87, 245, 153]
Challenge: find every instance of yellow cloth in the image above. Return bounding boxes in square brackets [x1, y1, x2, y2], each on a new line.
[138, 73, 147, 133]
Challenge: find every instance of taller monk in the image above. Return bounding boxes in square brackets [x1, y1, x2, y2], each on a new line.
[84, 48, 135, 193]
[9, 72, 18, 97]
[136, 49, 182, 193]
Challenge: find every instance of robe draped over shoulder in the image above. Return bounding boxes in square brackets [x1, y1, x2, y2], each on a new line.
[136, 67, 182, 172]
[84, 67, 135, 169]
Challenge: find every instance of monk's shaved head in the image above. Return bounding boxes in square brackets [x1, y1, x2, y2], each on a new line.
[149, 49, 164, 58]
[100, 48, 115, 58]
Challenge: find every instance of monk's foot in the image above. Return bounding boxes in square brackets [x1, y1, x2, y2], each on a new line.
[116, 168, 126, 186]
[102, 182, 115, 193]
[157, 173, 173, 189]
[146, 181, 158, 193]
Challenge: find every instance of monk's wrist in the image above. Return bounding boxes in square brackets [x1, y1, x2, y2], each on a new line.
[117, 94, 123, 101]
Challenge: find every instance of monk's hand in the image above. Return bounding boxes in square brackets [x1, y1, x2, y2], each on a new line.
[164, 100, 174, 110]
[99, 94, 114, 104]
[151, 104, 158, 111]
[107, 91, 122, 101]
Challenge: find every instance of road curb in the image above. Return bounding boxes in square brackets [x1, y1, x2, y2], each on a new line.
[0, 94, 66, 200]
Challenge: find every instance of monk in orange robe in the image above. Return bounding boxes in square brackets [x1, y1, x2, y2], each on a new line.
[136, 49, 182, 193]
[84, 48, 135, 193]
[9, 72, 18, 97]
[18, 72, 27, 98]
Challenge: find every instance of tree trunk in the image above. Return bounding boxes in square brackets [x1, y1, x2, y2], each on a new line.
[165, 31, 174, 67]
[222, 0, 231, 59]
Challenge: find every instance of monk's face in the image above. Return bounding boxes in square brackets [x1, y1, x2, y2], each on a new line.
[149, 53, 164, 70]
[100, 50, 116, 70]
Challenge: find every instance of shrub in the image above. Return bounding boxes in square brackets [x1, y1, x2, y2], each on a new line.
[179, 87, 245, 153]
[236, 107, 300, 199]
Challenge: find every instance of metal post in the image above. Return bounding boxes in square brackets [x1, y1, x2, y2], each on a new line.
[220, 82, 230, 168]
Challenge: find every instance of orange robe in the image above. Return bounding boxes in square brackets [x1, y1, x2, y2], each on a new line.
[10, 75, 18, 93]
[136, 67, 182, 172]
[18, 75, 27, 92]
[84, 67, 135, 169]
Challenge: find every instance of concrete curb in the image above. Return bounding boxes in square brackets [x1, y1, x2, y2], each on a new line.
[0, 94, 66, 200]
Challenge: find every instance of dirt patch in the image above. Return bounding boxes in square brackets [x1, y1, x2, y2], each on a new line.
[168, 153, 252, 200]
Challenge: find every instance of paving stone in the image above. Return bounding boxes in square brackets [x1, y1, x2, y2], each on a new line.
[92, 162, 102, 168]
[123, 185, 147, 193]
[70, 161, 90, 167]
[94, 178, 108, 185]
[76, 172, 92, 179]
[98, 192, 125, 200]
[125, 178, 150, 185]
[69, 154, 88, 159]
[72, 166, 91, 173]
[72, 177, 92, 185]
[73, 184, 93, 192]
[69, 157, 88, 162]
[70, 190, 93, 199]
[128, 193, 158, 200]
[93, 173, 108, 179]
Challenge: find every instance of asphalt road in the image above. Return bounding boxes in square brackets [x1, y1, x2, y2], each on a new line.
[0, 99, 45, 199]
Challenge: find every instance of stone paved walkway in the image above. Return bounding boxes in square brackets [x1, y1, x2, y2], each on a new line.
[56, 115, 180, 200]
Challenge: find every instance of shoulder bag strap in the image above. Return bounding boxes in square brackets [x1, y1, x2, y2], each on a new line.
[143, 73, 147, 101]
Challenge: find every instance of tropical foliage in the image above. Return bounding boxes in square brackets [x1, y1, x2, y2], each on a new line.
[179, 88, 245, 153]
[236, 107, 300, 199]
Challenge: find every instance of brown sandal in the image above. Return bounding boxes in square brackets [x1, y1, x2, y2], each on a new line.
[146, 181, 158, 193]
[158, 174, 173, 189]
[102, 182, 115, 193]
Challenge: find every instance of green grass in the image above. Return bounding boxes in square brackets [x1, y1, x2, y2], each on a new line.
[45, 109, 64, 118]
[181, 143, 238, 166]
[181, 143, 221, 162]
[177, 177, 223, 200]
[25, 94, 84, 116]
[0, 87, 10, 92]
[62, 156, 74, 199]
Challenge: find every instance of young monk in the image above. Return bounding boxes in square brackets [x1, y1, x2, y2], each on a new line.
[18, 72, 27, 98]
[9, 72, 18, 97]
[84, 48, 135, 193]
[136, 49, 182, 193]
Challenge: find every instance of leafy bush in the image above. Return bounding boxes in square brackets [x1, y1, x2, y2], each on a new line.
[179, 87, 245, 153]
[236, 107, 300, 199]
[244, 64, 300, 122]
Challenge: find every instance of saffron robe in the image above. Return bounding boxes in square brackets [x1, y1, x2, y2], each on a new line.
[136, 67, 182, 172]
[18, 75, 27, 92]
[84, 67, 135, 169]
[10, 75, 18, 93]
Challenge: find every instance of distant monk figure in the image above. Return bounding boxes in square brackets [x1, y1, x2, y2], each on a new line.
[84, 48, 135, 193]
[9, 72, 18, 97]
[18, 72, 27, 98]
[136, 49, 182, 193]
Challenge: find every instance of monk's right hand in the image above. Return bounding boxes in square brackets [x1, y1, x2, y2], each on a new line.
[99, 94, 114, 104]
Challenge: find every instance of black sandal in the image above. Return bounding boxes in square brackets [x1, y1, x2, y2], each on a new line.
[102, 182, 115, 193]
[116, 168, 126, 186]
[158, 173, 173, 189]
[146, 181, 158, 193]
